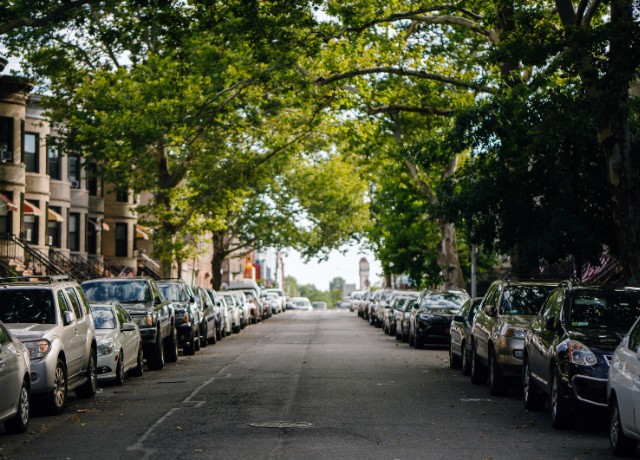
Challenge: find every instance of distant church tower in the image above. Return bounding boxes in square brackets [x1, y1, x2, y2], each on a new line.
[359, 257, 370, 291]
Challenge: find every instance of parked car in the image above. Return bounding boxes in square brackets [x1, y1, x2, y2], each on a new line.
[312, 301, 328, 310]
[384, 291, 419, 336]
[220, 292, 241, 333]
[396, 298, 418, 343]
[204, 288, 228, 339]
[409, 290, 469, 348]
[470, 278, 557, 395]
[91, 302, 143, 385]
[0, 320, 30, 433]
[523, 282, 640, 428]
[608, 313, 640, 456]
[263, 288, 286, 313]
[449, 297, 483, 375]
[223, 292, 247, 329]
[157, 279, 201, 356]
[291, 297, 312, 311]
[2, 276, 97, 415]
[82, 277, 178, 370]
[193, 287, 217, 346]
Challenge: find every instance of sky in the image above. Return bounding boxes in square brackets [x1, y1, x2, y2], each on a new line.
[283, 246, 382, 292]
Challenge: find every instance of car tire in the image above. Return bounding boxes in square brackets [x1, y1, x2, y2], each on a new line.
[76, 350, 98, 398]
[194, 329, 201, 351]
[114, 351, 125, 386]
[47, 358, 68, 415]
[201, 323, 210, 347]
[449, 344, 462, 369]
[461, 342, 471, 376]
[215, 324, 222, 342]
[164, 326, 179, 363]
[129, 344, 144, 377]
[408, 327, 415, 347]
[4, 379, 29, 434]
[610, 396, 638, 456]
[470, 341, 487, 385]
[551, 370, 572, 429]
[183, 331, 196, 356]
[488, 348, 508, 396]
[147, 332, 165, 370]
[523, 359, 545, 411]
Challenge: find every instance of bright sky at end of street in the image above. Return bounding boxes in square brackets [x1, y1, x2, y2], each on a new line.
[283, 247, 382, 292]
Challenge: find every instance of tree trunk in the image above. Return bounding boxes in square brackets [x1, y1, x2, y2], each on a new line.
[211, 230, 227, 290]
[437, 221, 466, 290]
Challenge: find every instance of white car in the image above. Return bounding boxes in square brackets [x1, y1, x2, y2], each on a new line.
[291, 297, 313, 311]
[608, 315, 640, 456]
[0, 320, 30, 433]
[221, 293, 243, 332]
[91, 303, 143, 386]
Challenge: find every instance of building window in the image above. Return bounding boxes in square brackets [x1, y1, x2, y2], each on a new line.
[24, 132, 39, 173]
[0, 191, 13, 237]
[115, 223, 127, 257]
[69, 155, 81, 188]
[87, 163, 99, 196]
[116, 189, 128, 203]
[86, 216, 97, 255]
[0, 117, 13, 162]
[24, 213, 38, 244]
[47, 206, 62, 247]
[68, 212, 80, 251]
[48, 144, 61, 179]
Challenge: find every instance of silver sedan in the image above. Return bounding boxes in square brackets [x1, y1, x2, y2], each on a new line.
[0, 320, 30, 434]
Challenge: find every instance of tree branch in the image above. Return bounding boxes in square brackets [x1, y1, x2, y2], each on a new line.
[316, 66, 497, 94]
[0, 1, 102, 35]
[411, 14, 491, 38]
[367, 104, 454, 116]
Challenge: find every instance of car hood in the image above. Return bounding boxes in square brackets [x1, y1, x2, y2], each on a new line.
[96, 329, 119, 343]
[568, 328, 626, 352]
[120, 302, 154, 314]
[422, 307, 459, 317]
[5, 323, 57, 341]
[502, 315, 535, 329]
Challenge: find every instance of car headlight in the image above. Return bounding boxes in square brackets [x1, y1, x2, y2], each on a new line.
[98, 343, 114, 356]
[564, 339, 598, 366]
[419, 313, 432, 321]
[176, 310, 190, 323]
[24, 339, 51, 360]
[502, 326, 527, 338]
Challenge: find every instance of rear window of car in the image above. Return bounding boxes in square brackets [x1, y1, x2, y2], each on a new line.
[0, 289, 56, 324]
[568, 290, 640, 330]
[83, 280, 151, 303]
[92, 306, 117, 329]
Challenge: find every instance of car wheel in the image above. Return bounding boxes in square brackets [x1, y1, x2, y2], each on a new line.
[461, 341, 471, 376]
[76, 350, 98, 398]
[408, 327, 415, 347]
[551, 370, 572, 429]
[470, 341, 487, 385]
[164, 325, 179, 363]
[449, 344, 462, 369]
[4, 379, 29, 434]
[413, 333, 422, 349]
[129, 344, 144, 377]
[395, 325, 401, 341]
[147, 331, 165, 370]
[523, 359, 545, 410]
[488, 348, 507, 396]
[610, 396, 638, 456]
[47, 359, 67, 414]
[114, 351, 125, 386]
[201, 323, 209, 347]
[215, 325, 222, 342]
[194, 328, 201, 351]
[183, 330, 196, 356]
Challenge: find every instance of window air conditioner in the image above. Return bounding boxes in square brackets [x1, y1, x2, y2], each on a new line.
[25, 228, 32, 241]
[47, 235, 53, 245]
[70, 180, 80, 188]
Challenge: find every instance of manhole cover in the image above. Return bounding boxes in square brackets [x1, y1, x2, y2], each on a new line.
[249, 421, 314, 429]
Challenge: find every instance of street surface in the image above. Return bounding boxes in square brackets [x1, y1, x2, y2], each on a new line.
[0, 310, 612, 459]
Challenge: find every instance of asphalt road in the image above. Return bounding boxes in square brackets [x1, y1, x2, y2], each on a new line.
[0, 310, 614, 460]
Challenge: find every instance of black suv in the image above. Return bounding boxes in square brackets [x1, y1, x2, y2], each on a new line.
[523, 282, 640, 428]
[157, 279, 201, 356]
[82, 277, 178, 370]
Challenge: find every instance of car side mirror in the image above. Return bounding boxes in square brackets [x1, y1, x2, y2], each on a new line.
[545, 316, 556, 331]
[154, 296, 162, 305]
[63, 310, 75, 326]
[453, 315, 465, 323]
[121, 322, 136, 332]
[636, 346, 640, 361]
[483, 305, 496, 316]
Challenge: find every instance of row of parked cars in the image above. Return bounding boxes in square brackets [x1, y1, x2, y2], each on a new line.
[348, 278, 640, 457]
[0, 275, 287, 434]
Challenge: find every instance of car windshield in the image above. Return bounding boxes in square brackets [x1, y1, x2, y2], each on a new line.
[158, 284, 189, 302]
[83, 280, 152, 303]
[0, 289, 55, 324]
[91, 306, 116, 329]
[500, 285, 554, 316]
[568, 290, 640, 330]
[294, 299, 310, 306]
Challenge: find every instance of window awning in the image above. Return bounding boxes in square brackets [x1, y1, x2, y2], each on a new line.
[88, 219, 109, 232]
[0, 193, 18, 212]
[136, 227, 149, 240]
[47, 208, 64, 222]
[23, 200, 42, 216]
